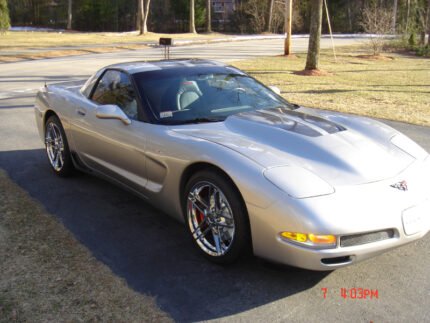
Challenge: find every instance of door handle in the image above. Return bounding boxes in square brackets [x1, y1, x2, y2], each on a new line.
[77, 109, 86, 116]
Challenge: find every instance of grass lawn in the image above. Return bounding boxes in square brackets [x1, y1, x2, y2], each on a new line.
[0, 31, 227, 50]
[0, 31, 235, 62]
[233, 47, 430, 126]
[0, 169, 171, 322]
[0, 45, 150, 63]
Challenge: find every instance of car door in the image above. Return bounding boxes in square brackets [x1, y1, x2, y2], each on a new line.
[71, 69, 148, 195]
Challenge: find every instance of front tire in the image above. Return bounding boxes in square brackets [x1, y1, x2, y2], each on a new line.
[44, 115, 74, 177]
[184, 170, 250, 264]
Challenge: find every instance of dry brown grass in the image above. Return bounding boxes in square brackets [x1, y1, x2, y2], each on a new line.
[233, 46, 430, 126]
[0, 169, 171, 322]
[0, 45, 150, 63]
[0, 31, 226, 50]
[0, 31, 232, 62]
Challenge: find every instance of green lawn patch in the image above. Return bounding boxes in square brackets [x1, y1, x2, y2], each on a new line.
[233, 46, 430, 126]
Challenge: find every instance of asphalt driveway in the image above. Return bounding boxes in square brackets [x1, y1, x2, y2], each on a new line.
[1, 38, 429, 322]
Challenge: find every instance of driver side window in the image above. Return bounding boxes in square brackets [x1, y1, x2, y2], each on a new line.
[92, 70, 138, 120]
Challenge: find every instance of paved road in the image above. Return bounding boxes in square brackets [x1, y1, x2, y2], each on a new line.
[0, 36, 368, 98]
[1, 38, 429, 322]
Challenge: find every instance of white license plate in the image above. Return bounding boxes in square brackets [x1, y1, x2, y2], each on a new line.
[402, 202, 430, 235]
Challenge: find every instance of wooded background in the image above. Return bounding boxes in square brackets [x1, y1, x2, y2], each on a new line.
[5, 0, 430, 37]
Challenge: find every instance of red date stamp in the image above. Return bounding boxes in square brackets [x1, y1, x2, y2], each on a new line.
[321, 287, 379, 300]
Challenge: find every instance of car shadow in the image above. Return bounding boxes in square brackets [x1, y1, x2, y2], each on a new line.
[0, 149, 330, 322]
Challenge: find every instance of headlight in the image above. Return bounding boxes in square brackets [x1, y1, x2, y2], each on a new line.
[264, 166, 335, 199]
[280, 231, 337, 248]
[391, 134, 428, 160]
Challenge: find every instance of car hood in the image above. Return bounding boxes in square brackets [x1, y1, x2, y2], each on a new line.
[172, 107, 416, 186]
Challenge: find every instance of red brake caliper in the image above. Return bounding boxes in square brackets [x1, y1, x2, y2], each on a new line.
[197, 210, 205, 224]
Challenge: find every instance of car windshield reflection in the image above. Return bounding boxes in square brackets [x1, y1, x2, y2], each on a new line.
[133, 68, 296, 125]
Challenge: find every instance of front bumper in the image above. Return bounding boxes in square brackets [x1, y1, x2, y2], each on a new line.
[248, 158, 430, 271]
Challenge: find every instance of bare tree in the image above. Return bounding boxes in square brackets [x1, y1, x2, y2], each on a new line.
[347, 0, 353, 32]
[244, 0, 266, 33]
[190, 0, 197, 33]
[392, 0, 398, 33]
[428, 0, 430, 45]
[406, 0, 411, 33]
[305, 0, 323, 70]
[417, 1, 429, 44]
[284, 0, 293, 55]
[266, 0, 275, 32]
[137, 0, 151, 35]
[361, 3, 393, 55]
[67, 0, 72, 30]
[206, 0, 211, 32]
[143, 0, 150, 34]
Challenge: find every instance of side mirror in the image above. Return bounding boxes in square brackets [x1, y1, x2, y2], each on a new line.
[269, 86, 281, 95]
[95, 105, 131, 125]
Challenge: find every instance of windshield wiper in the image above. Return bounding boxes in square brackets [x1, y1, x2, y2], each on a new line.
[175, 117, 225, 125]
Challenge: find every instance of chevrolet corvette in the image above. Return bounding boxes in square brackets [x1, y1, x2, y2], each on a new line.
[34, 59, 430, 270]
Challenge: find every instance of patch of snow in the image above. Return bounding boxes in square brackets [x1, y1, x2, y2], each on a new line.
[10, 26, 65, 32]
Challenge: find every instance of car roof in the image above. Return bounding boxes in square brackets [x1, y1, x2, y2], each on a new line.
[104, 59, 229, 74]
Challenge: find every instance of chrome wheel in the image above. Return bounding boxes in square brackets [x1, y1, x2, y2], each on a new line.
[45, 122, 65, 172]
[187, 181, 235, 257]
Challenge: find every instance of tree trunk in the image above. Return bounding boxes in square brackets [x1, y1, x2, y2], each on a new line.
[406, 0, 410, 33]
[284, 0, 293, 55]
[138, 0, 144, 34]
[347, 0, 352, 32]
[67, 0, 72, 30]
[305, 0, 323, 70]
[142, 0, 150, 34]
[137, 0, 150, 35]
[206, 0, 212, 32]
[266, 0, 275, 32]
[427, 0, 430, 45]
[392, 0, 398, 33]
[190, 0, 197, 33]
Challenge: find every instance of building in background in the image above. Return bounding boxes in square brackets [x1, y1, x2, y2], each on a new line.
[212, 0, 236, 21]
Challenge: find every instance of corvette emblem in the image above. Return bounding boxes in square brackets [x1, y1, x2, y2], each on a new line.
[390, 180, 408, 191]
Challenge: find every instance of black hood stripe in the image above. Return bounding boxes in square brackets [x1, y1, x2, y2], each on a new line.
[234, 107, 346, 137]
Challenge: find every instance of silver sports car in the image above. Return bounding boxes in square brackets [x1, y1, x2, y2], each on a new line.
[34, 59, 430, 270]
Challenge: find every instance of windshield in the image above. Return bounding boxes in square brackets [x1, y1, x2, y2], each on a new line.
[133, 67, 295, 124]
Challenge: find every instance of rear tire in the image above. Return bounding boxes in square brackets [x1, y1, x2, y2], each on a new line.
[184, 169, 250, 264]
[44, 115, 74, 177]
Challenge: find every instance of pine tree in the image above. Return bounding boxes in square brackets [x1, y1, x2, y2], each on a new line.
[0, 0, 10, 33]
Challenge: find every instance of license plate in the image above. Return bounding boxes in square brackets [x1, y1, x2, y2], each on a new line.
[402, 202, 430, 235]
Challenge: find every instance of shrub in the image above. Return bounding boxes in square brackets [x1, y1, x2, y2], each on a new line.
[360, 3, 393, 55]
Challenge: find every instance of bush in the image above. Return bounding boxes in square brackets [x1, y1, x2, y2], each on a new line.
[415, 45, 430, 57]
[228, 3, 252, 34]
[408, 33, 417, 47]
[360, 3, 393, 55]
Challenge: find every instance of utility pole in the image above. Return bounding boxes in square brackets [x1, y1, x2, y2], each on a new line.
[284, 0, 293, 55]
